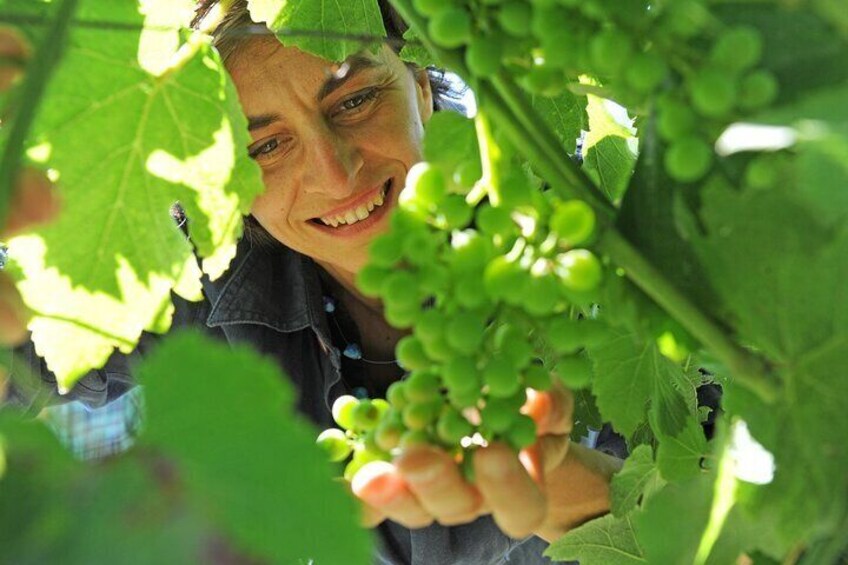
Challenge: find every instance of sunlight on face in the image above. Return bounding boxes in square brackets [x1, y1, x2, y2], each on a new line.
[227, 40, 433, 282]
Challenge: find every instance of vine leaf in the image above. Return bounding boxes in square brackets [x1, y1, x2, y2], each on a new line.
[587, 328, 694, 439]
[6, 1, 264, 389]
[399, 27, 436, 68]
[581, 93, 637, 203]
[138, 330, 373, 564]
[248, 0, 386, 62]
[422, 111, 479, 173]
[545, 514, 645, 565]
[655, 417, 708, 482]
[529, 91, 586, 156]
[610, 444, 665, 517]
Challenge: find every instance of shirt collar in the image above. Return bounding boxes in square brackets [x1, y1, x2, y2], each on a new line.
[204, 238, 327, 335]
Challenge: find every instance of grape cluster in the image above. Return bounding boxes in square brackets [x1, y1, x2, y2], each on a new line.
[318, 147, 611, 479]
[412, 0, 780, 185]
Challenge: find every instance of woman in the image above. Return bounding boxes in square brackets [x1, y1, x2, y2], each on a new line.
[10, 2, 622, 563]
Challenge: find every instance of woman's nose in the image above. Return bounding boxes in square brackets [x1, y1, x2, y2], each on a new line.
[302, 125, 363, 196]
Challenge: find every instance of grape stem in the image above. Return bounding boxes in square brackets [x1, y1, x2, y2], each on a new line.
[388, 0, 778, 403]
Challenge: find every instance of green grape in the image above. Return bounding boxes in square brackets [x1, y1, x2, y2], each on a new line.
[375, 417, 405, 452]
[400, 429, 432, 448]
[446, 311, 487, 354]
[556, 249, 603, 293]
[403, 399, 442, 430]
[657, 98, 697, 141]
[664, 136, 713, 183]
[522, 363, 552, 391]
[316, 428, 352, 462]
[625, 52, 667, 94]
[483, 361, 521, 398]
[352, 399, 380, 431]
[402, 229, 440, 267]
[448, 387, 481, 410]
[442, 355, 480, 394]
[531, 5, 569, 42]
[477, 204, 516, 238]
[372, 398, 390, 416]
[356, 263, 390, 298]
[450, 230, 495, 273]
[404, 370, 442, 402]
[589, 29, 633, 75]
[453, 159, 482, 188]
[437, 194, 474, 230]
[412, 0, 452, 17]
[384, 302, 420, 329]
[545, 317, 582, 354]
[688, 68, 737, 118]
[420, 331, 456, 362]
[465, 35, 503, 77]
[454, 273, 490, 309]
[383, 271, 420, 310]
[494, 324, 534, 370]
[368, 233, 405, 268]
[555, 354, 593, 388]
[738, 70, 778, 110]
[332, 395, 359, 431]
[505, 414, 537, 449]
[418, 263, 450, 296]
[484, 255, 529, 304]
[492, 167, 535, 209]
[405, 162, 447, 208]
[523, 271, 562, 317]
[550, 199, 596, 247]
[344, 448, 388, 481]
[429, 8, 472, 49]
[661, 0, 709, 39]
[415, 309, 446, 344]
[386, 380, 409, 410]
[744, 154, 780, 189]
[521, 64, 565, 96]
[437, 407, 474, 444]
[710, 26, 763, 73]
[460, 449, 476, 482]
[480, 396, 516, 433]
[396, 335, 431, 371]
[497, 1, 532, 37]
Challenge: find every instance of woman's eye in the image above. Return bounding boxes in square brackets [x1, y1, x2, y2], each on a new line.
[338, 88, 378, 114]
[249, 138, 281, 160]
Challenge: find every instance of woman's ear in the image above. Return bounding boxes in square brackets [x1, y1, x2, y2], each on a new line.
[413, 68, 434, 124]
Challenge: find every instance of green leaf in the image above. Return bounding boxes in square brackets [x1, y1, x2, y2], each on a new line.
[399, 27, 437, 68]
[587, 328, 694, 438]
[530, 91, 587, 156]
[633, 474, 713, 565]
[545, 514, 645, 565]
[581, 94, 637, 203]
[656, 416, 708, 482]
[692, 170, 848, 541]
[611, 444, 665, 517]
[137, 330, 372, 564]
[422, 110, 479, 173]
[249, 0, 386, 63]
[7, 1, 263, 389]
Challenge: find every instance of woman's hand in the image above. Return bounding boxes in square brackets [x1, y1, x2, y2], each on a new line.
[351, 385, 622, 542]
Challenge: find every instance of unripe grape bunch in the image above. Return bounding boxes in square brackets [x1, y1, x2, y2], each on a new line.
[318, 152, 612, 481]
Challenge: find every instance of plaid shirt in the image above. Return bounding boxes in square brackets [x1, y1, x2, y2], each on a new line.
[43, 386, 144, 460]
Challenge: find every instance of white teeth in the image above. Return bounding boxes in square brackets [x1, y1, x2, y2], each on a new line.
[318, 182, 390, 227]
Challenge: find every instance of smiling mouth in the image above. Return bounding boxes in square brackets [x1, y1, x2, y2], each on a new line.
[309, 180, 392, 228]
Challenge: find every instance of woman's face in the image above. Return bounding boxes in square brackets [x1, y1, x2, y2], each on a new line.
[227, 38, 434, 278]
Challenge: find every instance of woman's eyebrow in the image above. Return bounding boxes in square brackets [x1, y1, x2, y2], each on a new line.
[317, 55, 382, 101]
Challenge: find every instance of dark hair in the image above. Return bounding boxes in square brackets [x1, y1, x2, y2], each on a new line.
[190, 0, 459, 249]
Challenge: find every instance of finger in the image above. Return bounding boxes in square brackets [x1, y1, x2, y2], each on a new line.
[521, 385, 573, 436]
[351, 460, 434, 529]
[0, 275, 28, 345]
[395, 445, 485, 526]
[4, 168, 60, 237]
[360, 499, 386, 528]
[474, 442, 547, 539]
[0, 27, 29, 91]
[517, 434, 571, 486]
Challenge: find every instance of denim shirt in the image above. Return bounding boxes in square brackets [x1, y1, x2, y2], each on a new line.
[10, 237, 553, 565]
